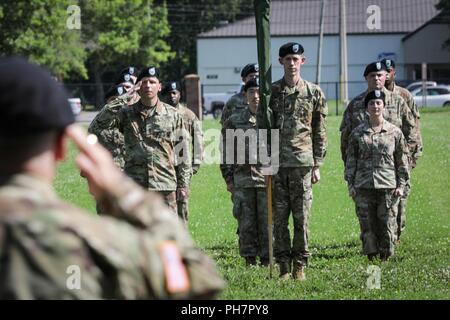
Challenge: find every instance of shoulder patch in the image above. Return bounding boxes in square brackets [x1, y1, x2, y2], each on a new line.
[158, 241, 190, 294]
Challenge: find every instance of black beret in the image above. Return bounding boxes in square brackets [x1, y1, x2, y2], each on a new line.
[381, 59, 396, 71]
[116, 66, 139, 85]
[244, 77, 259, 92]
[241, 63, 259, 78]
[115, 73, 135, 86]
[363, 61, 388, 77]
[364, 90, 386, 107]
[164, 81, 181, 94]
[136, 66, 160, 82]
[0, 57, 75, 137]
[279, 42, 304, 58]
[105, 84, 127, 101]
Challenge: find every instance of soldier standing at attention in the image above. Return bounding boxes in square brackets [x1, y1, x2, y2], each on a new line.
[0, 57, 225, 299]
[382, 58, 423, 242]
[220, 63, 259, 126]
[261, 42, 328, 280]
[345, 90, 409, 261]
[90, 66, 191, 214]
[340, 62, 417, 254]
[221, 78, 269, 266]
[163, 81, 204, 223]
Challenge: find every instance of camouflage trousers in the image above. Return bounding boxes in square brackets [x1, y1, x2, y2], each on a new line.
[273, 167, 313, 267]
[354, 188, 399, 257]
[177, 192, 189, 224]
[397, 182, 410, 240]
[233, 187, 269, 260]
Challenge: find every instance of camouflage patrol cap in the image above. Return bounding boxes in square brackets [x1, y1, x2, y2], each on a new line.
[137, 66, 160, 82]
[105, 84, 127, 101]
[241, 63, 259, 78]
[163, 81, 182, 94]
[279, 42, 304, 58]
[364, 89, 386, 107]
[0, 57, 75, 137]
[363, 61, 388, 77]
[381, 59, 396, 71]
[244, 77, 259, 92]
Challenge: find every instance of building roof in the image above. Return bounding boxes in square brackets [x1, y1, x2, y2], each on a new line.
[198, 0, 441, 38]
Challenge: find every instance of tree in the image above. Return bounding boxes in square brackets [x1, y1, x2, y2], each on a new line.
[80, 0, 174, 106]
[0, 0, 87, 80]
[436, 0, 450, 50]
[158, 0, 254, 81]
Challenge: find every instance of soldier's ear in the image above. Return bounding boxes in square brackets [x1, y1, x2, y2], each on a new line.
[55, 131, 67, 162]
[278, 57, 283, 65]
[301, 55, 306, 65]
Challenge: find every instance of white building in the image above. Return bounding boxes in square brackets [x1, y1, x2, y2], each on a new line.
[197, 0, 447, 100]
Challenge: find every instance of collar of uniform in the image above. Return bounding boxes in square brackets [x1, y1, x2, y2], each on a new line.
[0, 173, 59, 203]
[280, 77, 305, 94]
[362, 119, 389, 133]
[136, 99, 164, 115]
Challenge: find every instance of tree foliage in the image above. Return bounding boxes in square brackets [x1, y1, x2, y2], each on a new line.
[0, 0, 87, 79]
[436, 0, 450, 50]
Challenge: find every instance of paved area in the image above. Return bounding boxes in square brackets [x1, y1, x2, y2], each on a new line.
[76, 111, 98, 124]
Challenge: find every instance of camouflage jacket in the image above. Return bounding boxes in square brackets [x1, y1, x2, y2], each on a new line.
[388, 82, 423, 161]
[91, 99, 191, 191]
[265, 78, 328, 168]
[88, 96, 127, 169]
[220, 92, 246, 126]
[340, 87, 417, 164]
[175, 103, 203, 173]
[221, 107, 265, 188]
[0, 173, 225, 299]
[345, 120, 409, 190]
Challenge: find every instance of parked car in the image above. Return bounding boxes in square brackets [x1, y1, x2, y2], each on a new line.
[406, 81, 437, 92]
[68, 98, 82, 116]
[411, 85, 450, 107]
[202, 85, 242, 119]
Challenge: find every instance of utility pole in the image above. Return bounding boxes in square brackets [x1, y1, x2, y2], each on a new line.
[316, 0, 326, 85]
[339, 0, 348, 108]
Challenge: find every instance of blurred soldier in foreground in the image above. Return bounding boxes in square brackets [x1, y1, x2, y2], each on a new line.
[221, 78, 269, 266]
[90, 66, 191, 214]
[345, 90, 409, 261]
[163, 81, 204, 223]
[0, 57, 225, 299]
[260, 42, 328, 280]
[382, 58, 423, 242]
[220, 63, 259, 126]
[340, 61, 417, 253]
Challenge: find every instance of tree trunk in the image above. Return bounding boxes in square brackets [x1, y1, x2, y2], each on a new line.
[93, 61, 104, 109]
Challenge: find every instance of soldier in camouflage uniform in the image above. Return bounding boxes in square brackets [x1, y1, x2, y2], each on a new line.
[0, 57, 225, 299]
[340, 61, 417, 253]
[345, 90, 409, 261]
[221, 78, 269, 266]
[88, 66, 141, 171]
[382, 59, 423, 241]
[89, 66, 191, 214]
[259, 43, 328, 280]
[220, 63, 259, 126]
[163, 81, 204, 223]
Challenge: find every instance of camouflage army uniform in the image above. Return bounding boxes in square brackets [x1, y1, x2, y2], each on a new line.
[266, 78, 328, 269]
[340, 87, 418, 247]
[221, 107, 269, 264]
[88, 95, 128, 170]
[220, 91, 245, 126]
[386, 82, 423, 239]
[90, 99, 191, 214]
[0, 173, 225, 299]
[345, 120, 409, 257]
[174, 102, 204, 223]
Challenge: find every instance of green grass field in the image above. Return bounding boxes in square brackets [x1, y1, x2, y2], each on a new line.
[55, 108, 450, 300]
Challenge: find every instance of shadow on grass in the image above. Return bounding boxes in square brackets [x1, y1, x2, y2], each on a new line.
[310, 240, 361, 260]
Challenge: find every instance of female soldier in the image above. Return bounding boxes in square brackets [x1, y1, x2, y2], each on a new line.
[345, 90, 409, 261]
